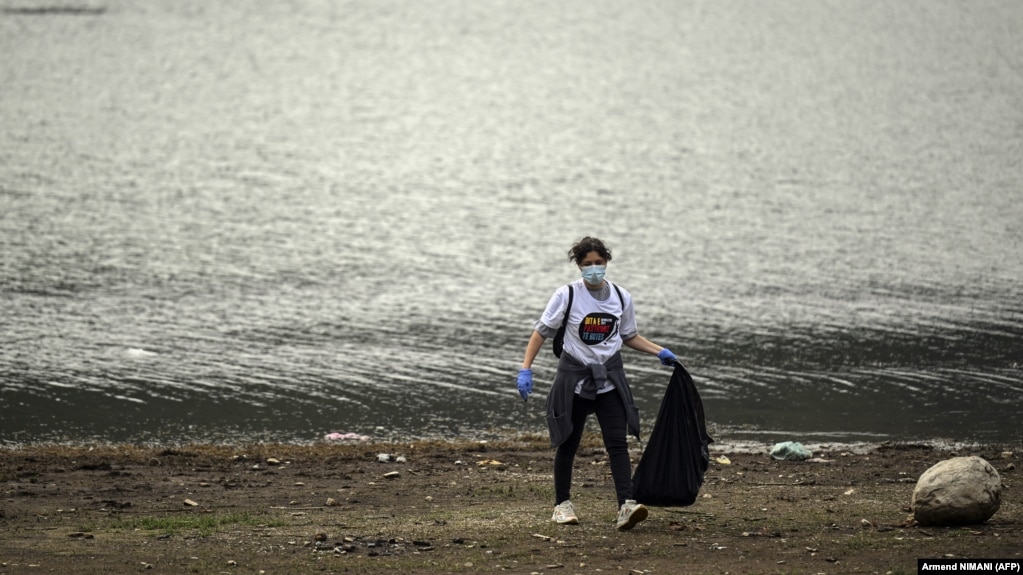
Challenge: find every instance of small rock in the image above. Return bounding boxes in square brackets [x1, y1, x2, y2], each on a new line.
[183, 499, 198, 507]
[266, 458, 281, 465]
[377, 453, 392, 463]
[325, 498, 339, 507]
[383, 471, 400, 479]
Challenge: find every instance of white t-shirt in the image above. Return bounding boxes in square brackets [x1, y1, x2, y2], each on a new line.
[539, 278, 638, 393]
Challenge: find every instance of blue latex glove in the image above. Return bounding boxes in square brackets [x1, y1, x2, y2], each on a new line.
[517, 368, 533, 401]
[657, 348, 677, 366]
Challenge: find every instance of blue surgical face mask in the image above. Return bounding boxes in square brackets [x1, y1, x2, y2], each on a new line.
[581, 265, 606, 285]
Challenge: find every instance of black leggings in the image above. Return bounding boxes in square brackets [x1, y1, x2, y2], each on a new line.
[554, 391, 633, 507]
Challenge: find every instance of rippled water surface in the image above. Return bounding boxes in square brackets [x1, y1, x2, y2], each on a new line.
[2, 0, 1021, 445]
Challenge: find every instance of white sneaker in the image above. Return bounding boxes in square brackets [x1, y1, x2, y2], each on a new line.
[615, 499, 648, 531]
[551, 500, 579, 525]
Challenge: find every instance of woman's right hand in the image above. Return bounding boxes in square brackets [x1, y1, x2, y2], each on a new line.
[517, 368, 533, 402]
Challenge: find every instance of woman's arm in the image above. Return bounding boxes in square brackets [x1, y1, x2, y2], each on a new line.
[622, 334, 666, 356]
[521, 330, 546, 369]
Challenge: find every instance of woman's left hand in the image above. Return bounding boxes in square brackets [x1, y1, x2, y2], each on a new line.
[657, 348, 677, 366]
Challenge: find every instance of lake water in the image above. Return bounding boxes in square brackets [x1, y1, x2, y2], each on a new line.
[2, 0, 1021, 447]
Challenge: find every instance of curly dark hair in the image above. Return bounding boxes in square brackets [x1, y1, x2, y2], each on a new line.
[568, 236, 613, 264]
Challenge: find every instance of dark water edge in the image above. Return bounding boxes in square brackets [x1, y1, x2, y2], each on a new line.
[1, 402, 1015, 458]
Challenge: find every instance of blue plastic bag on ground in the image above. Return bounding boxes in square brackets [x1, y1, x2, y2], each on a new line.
[632, 361, 713, 507]
[770, 441, 812, 461]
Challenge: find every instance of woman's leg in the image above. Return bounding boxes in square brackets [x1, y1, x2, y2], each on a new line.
[553, 395, 593, 505]
[593, 391, 633, 506]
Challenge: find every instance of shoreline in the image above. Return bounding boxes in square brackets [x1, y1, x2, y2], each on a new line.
[2, 433, 1017, 456]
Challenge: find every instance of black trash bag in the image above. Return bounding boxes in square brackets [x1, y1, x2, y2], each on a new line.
[632, 361, 713, 507]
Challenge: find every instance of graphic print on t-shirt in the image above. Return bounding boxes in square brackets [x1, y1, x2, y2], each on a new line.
[578, 312, 619, 345]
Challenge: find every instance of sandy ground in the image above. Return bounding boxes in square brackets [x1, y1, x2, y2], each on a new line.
[1, 437, 1019, 575]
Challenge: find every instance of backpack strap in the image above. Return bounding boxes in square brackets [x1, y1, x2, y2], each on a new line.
[610, 282, 624, 306]
[552, 284, 574, 358]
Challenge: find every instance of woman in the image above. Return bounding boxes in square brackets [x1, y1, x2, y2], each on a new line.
[517, 236, 676, 530]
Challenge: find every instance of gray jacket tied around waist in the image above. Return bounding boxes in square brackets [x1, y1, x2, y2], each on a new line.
[545, 351, 641, 448]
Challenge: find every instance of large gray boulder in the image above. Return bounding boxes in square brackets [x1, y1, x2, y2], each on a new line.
[912, 456, 1001, 526]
